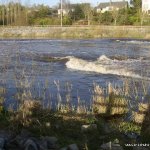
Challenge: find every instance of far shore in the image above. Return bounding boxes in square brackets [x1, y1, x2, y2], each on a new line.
[0, 25, 150, 39]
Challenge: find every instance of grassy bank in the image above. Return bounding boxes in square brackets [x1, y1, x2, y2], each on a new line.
[0, 83, 150, 149]
[0, 26, 150, 39]
[0, 101, 143, 150]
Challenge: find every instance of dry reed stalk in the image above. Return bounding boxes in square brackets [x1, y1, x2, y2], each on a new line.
[132, 103, 149, 124]
[93, 83, 128, 116]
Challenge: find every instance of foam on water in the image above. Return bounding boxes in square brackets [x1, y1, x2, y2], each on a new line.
[97, 55, 111, 61]
[98, 55, 142, 64]
[118, 40, 150, 44]
[66, 55, 143, 79]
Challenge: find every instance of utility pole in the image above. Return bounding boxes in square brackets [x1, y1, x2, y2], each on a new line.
[25, 0, 30, 25]
[110, 0, 112, 6]
[2, 0, 5, 27]
[61, 0, 63, 27]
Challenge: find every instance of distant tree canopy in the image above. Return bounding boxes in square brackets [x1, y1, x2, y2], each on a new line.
[0, 0, 149, 26]
[69, 3, 92, 25]
[69, 4, 85, 21]
[99, 12, 113, 25]
[130, 0, 142, 9]
[28, 5, 59, 25]
[33, 5, 52, 18]
[0, 2, 28, 26]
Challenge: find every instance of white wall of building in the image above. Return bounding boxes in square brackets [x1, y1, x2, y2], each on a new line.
[58, 9, 69, 16]
[142, 0, 150, 12]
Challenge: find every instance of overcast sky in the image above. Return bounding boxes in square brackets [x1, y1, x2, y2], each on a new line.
[24, 0, 130, 7]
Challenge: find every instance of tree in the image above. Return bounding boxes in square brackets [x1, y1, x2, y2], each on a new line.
[69, 4, 84, 21]
[28, 4, 53, 25]
[33, 5, 52, 18]
[112, 9, 119, 25]
[63, 15, 72, 25]
[130, 0, 142, 10]
[81, 3, 92, 25]
[117, 8, 130, 25]
[100, 12, 113, 25]
[130, 0, 145, 25]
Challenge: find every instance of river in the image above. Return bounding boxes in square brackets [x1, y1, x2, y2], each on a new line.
[0, 39, 150, 109]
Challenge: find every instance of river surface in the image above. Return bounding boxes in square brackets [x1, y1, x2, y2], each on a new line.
[0, 39, 150, 109]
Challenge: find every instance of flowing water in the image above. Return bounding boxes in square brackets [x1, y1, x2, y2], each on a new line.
[0, 39, 150, 109]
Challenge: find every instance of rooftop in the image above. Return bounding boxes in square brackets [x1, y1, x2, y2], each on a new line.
[97, 1, 128, 9]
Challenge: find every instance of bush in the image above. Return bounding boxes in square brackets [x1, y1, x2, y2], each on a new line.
[99, 12, 114, 25]
[29, 17, 60, 25]
[63, 16, 72, 25]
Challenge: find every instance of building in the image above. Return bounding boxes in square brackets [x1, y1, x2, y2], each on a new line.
[58, 3, 90, 16]
[142, 0, 150, 13]
[96, 1, 128, 13]
[57, 4, 75, 16]
[58, 9, 70, 16]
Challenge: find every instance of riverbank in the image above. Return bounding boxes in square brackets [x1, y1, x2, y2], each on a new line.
[0, 84, 150, 149]
[0, 26, 150, 39]
[0, 100, 144, 150]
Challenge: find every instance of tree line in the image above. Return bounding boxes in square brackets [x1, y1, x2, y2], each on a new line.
[0, 0, 149, 26]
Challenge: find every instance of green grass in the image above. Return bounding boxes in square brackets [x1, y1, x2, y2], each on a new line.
[117, 121, 141, 134]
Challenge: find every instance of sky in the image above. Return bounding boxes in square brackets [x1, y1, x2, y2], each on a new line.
[26, 0, 101, 7]
[25, 0, 126, 7]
